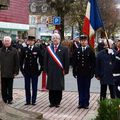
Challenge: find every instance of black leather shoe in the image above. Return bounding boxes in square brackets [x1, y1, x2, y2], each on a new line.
[77, 105, 83, 109]
[49, 104, 54, 107]
[32, 103, 36, 106]
[84, 106, 89, 109]
[8, 101, 13, 104]
[55, 105, 60, 108]
[24, 103, 31, 105]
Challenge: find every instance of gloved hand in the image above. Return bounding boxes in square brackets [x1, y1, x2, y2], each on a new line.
[107, 48, 114, 55]
[73, 73, 77, 78]
[73, 68, 77, 78]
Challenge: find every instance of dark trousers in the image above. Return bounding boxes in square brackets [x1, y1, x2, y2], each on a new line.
[49, 90, 62, 106]
[77, 76, 91, 107]
[1, 77, 13, 103]
[114, 78, 120, 98]
[100, 84, 115, 100]
[24, 74, 38, 104]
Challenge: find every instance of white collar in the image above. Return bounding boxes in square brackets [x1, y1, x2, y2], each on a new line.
[54, 44, 59, 48]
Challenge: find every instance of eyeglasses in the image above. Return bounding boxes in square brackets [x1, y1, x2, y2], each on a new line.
[53, 37, 59, 39]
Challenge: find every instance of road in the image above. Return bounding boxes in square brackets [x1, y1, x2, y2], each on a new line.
[14, 68, 100, 93]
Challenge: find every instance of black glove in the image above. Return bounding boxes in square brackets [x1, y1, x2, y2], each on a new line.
[73, 73, 77, 78]
[73, 68, 77, 78]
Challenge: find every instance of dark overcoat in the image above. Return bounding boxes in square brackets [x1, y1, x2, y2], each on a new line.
[0, 46, 19, 78]
[44, 44, 69, 90]
[95, 49, 116, 85]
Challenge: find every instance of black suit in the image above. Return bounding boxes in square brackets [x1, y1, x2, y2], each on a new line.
[20, 45, 43, 104]
[72, 46, 95, 107]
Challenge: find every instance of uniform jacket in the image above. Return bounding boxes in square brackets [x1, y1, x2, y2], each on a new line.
[44, 43, 69, 90]
[0, 46, 19, 78]
[95, 49, 116, 85]
[72, 46, 95, 78]
[112, 51, 120, 81]
[20, 45, 43, 75]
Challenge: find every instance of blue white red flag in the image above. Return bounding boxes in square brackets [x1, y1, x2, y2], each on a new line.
[82, 0, 103, 48]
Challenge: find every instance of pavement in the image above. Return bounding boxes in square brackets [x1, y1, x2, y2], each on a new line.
[12, 68, 103, 120]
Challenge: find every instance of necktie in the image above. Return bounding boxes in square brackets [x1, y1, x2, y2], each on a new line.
[54, 45, 58, 53]
[29, 46, 32, 50]
[6, 48, 8, 52]
[82, 47, 85, 52]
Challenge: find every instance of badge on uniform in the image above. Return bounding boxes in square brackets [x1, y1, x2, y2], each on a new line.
[32, 52, 37, 55]
[109, 61, 112, 65]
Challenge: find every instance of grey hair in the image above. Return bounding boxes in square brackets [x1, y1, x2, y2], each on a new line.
[3, 36, 12, 42]
[52, 33, 61, 40]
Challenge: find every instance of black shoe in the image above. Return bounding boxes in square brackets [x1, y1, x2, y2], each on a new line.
[32, 103, 36, 106]
[77, 105, 83, 109]
[24, 103, 31, 105]
[49, 104, 54, 107]
[83, 106, 89, 109]
[55, 105, 60, 108]
[8, 101, 13, 104]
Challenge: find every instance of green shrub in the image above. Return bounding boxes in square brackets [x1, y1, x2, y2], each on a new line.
[94, 99, 120, 120]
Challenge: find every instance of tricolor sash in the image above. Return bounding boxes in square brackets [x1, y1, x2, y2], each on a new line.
[47, 46, 64, 72]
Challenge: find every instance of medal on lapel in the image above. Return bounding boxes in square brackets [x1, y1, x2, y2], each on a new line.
[109, 61, 112, 65]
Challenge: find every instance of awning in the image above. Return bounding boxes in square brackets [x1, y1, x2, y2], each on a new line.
[0, 22, 29, 31]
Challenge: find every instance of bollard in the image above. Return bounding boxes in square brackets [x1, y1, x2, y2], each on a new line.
[41, 71, 46, 91]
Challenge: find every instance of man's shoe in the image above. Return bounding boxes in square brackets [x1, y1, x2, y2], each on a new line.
[84, 106, 89, 109]
[49, 104, 54, 107]
[32, 103, 36, 106]
[24, 103, 31, 105]
[77, 105, 83, 109]
[55, 105, 60, 108]
[8, 101, 13, 104]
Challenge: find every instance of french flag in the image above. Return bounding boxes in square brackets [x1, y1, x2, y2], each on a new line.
[82, 0, 103, 48]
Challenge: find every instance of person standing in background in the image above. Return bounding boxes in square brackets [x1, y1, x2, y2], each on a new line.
[0, 36, 19, 104]
[95, 39, 116, 100]
[113, 39, 120, 98]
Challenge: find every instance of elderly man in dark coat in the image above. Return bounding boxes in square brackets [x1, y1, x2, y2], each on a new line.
[0, 36, 19, 104]
[95, 39, 116, 100]
[44, 33, 69, 108]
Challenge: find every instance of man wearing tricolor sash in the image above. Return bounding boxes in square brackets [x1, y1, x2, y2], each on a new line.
[44, 33, 69, 108]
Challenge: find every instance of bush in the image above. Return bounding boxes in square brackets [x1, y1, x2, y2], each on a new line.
[94, 99, 120, 120]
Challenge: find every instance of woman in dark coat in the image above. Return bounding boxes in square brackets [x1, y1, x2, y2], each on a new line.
[95, 39, 116, 100]
[44, 33, 69, 107]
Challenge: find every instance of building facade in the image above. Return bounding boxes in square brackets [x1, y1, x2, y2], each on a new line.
[0, 0, 29, 40]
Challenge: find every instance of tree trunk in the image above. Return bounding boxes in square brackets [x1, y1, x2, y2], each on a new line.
[0, 71, 43, 120]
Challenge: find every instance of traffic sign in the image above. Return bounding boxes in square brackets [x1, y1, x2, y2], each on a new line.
[53, 17, 61, 25]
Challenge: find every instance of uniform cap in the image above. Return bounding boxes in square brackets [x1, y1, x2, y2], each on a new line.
[28, 36, 35, 40]
[80, 35, 88, 40]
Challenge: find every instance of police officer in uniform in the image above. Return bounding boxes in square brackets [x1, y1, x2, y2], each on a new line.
[72, 35, 95, 109]
[20, 36, 43, 105]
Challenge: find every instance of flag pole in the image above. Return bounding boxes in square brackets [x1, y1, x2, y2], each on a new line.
[103, 27, 110, 48]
